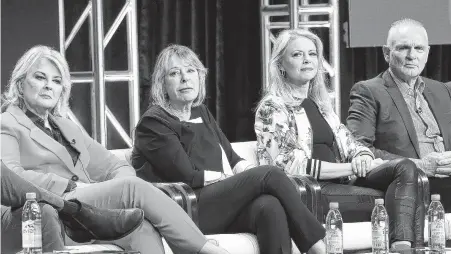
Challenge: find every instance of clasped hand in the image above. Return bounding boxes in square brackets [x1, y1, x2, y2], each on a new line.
[351, 154, 386, 178]
[426, 151, 451, 175]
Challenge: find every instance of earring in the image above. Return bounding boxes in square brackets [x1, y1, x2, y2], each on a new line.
[280, 69, 286, 77]
[18, 82, 24, 95]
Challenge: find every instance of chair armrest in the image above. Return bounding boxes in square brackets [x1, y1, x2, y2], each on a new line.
[289, 175, 323, 223]
[153, 183, 185, 210]
[287, 175, 308, 205]
[417, 170, 430, 211]
[153, 182, 199, 226]
[169, 182, 199, 226]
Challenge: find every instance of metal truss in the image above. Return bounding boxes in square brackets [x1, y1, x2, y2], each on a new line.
[58, 0, 139, 147]
[260, 0, 341, 117]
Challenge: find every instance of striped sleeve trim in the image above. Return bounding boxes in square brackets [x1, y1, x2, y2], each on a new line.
[306, 159, 322, 180]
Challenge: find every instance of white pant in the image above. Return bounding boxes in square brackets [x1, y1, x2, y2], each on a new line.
[64, 176, 207, 254]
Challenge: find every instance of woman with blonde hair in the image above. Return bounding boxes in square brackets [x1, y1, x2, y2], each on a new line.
[255, 29, 424, 250]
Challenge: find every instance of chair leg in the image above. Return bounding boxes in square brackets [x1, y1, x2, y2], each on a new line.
[416, 171, 429, 247]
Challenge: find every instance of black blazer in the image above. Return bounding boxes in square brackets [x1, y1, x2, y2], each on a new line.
[131, 104, 243, 188]
[346, 70, 451, 160]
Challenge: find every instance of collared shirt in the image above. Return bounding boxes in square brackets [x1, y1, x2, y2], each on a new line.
[25, 110, 80, 166]
[389, 69, 445, 157]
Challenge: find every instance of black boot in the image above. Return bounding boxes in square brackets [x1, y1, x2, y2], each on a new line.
[59, 199, 144, 243]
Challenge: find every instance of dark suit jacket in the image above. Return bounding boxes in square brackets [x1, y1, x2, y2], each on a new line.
[1, 105, 135, 196]
[346, 70, 451, 160]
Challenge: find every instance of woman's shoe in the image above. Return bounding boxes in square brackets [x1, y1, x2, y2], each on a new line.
[59, 199, 144, 243]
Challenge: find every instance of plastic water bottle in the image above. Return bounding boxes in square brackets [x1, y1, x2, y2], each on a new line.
[371, 198, 389, 254]
[428, 194, 445, 251]
[22, 192, 42, 254]
[325, 202, 343, 254]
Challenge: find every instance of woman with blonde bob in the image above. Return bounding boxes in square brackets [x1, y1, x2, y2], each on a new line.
[255, 29, 425, 250]
[132, 44, 327, 254]
[1, 45, 230, 254]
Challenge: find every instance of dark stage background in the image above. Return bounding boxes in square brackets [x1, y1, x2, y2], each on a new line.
[1, 0, 59, 94]
[3, 0, 451, 148]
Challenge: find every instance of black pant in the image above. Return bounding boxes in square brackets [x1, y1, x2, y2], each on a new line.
[196, 165, 325, 254]
[321, 158, 422, 245]
[429, 177, 451, 213]
[1, 162, 66, 252]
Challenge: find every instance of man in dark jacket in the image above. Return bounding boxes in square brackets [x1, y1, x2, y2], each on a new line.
[346, 18, 451, 211]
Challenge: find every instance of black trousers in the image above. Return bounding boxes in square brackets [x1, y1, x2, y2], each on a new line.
[196, 165, 325, 254]
[429, 177, 451, 213]
[320, 158, 422, 245]
[1, 162, 66, 252]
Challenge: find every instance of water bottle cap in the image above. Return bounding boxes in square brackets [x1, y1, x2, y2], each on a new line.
[329, 202, 339, 209]
[26, 192, 36, 199]
[431, 194, 441, 201]
[375, 198, 384, 205]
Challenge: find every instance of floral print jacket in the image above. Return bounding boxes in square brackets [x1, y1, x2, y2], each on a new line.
[254, 96, 373, 179]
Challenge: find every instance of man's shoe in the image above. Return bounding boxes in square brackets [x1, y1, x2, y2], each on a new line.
[59, 199, 144, 243]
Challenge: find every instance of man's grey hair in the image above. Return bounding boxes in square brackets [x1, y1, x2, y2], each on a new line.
[386, 18, 428, 46]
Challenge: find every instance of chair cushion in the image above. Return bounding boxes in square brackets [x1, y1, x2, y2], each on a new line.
[231, 141, 258, 164]
[63, 227, 371, 252]
[62, 244, 124, 252]
[162, 234, 301, 254]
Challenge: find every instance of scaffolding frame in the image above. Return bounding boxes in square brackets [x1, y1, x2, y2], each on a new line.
[58, 0, 139, 147]
[260, 0, 340, 117]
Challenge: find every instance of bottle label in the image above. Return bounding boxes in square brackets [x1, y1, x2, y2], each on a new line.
[430, 219, 445, 248]
[326, 228, 343, 253]
[22, 219, 42, 248]
[372, 228, 387, 250]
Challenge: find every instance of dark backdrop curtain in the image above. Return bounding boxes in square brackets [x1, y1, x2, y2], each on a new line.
[64, 0, 451, 147]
